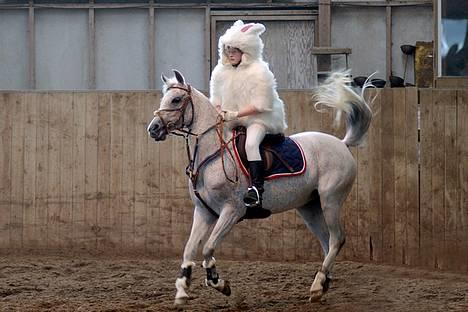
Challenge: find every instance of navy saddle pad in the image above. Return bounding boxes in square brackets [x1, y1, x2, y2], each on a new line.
[232, 127, 306, 180]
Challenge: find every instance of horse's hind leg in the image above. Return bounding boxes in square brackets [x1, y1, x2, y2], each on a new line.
[174, 206, 216, 306]
[309, 187, 349, 302]
[296, 191, 330, 257]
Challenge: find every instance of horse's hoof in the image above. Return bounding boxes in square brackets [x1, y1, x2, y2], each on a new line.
[174, 296, 188, 306]
[221, 280, 231, 296]
[323, 277, 332, 293]
[309, 290, 323, 302]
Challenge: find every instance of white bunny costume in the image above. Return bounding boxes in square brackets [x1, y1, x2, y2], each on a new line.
[210, 20, 287, 161]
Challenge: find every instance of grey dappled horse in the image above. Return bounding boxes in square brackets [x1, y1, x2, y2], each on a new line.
[147, 70, 373, 306]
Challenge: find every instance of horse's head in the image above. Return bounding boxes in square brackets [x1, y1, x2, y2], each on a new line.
[147, 69, 194, 141]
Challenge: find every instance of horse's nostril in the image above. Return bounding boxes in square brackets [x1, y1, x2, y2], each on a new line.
[150, 123, 159, 132]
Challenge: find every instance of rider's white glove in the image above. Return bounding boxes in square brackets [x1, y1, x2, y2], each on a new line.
[222, 110, 239, 121]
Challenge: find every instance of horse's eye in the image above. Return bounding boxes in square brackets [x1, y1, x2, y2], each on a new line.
[172, 97, 182, 104]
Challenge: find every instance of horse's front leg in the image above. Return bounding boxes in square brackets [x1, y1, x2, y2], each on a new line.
[174, 206, 216, 306]
[202, 205, 241, 296]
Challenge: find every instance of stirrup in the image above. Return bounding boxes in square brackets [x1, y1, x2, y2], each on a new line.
[244, 186, 261, 207]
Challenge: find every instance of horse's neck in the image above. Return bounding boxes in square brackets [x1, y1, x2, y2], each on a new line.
[189, 89, 223, 166]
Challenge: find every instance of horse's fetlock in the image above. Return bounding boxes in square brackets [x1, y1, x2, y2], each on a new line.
[202, 257, 216, 269]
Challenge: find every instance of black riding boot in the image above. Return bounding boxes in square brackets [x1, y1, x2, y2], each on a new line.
[242, 161, 271, 219]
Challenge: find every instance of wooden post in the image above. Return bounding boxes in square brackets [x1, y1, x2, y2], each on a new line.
[386, 6, 392, 82]
[28, 1, 35, 89]
[204, 7, 211, 90]
[149, 1, 155, 89]
[88, 1, 96, 89]
[318, 0, 331, 72]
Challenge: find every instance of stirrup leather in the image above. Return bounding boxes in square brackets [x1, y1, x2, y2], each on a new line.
[244, 186, 261, 207]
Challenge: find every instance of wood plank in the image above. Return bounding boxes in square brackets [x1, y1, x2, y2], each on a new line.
[72, 93, 86, 249]
[10, 93, 26, 249]
[84, 92, 99, 250]
[109, 93, 124, 250]
[367, 88, 383, 262]
[341, 148, 357, 261]
[35, 93, 49, 249]
[405, 88, 419, 266]
[144, 92, 161, 255]
[393, 88, 407, 265]
[96, 93, 112, 251]
[23, 93, 38, 249]
[60, 93, 74, 249]
[457, 90, 468, 272]
[357, 113, 371, 262]
[419, 89, 433, 268]
[381, 88, 395, 264]
[134, 93, 148, 251]
[0, 93, 12, 249]
[432, 90, 446, 270]
[121, 93, 137, 250]
[47, 93, 63, 249]
[443, 90, 458, 271]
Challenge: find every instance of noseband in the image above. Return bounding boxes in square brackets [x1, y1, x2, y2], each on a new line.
[154, 85, 194, 135]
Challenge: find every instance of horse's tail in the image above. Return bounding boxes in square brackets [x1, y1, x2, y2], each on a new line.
[313, 71, 374, 147]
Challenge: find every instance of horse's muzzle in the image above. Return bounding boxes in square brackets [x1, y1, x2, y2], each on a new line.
[147, 118, 167, 141]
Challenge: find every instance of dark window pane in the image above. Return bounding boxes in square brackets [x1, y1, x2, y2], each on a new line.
[440, 0, 468, 76]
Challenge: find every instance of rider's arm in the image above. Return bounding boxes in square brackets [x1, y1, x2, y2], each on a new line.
[237, 105, 260, 117]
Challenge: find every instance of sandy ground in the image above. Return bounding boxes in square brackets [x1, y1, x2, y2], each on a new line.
[0, 255, 467, 312]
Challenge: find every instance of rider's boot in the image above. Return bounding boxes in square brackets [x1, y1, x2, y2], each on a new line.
[243, 160, 271, 219]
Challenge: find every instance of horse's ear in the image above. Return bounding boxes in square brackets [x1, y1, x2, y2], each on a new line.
[161, 74, 169, 84]
[173, 69, 185, 85]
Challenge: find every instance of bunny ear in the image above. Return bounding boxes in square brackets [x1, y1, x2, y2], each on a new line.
[233, 20, 244, 27]
[241, 23, 265, 35]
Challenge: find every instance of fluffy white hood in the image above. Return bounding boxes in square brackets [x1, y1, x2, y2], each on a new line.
[218, 20, 265, 66]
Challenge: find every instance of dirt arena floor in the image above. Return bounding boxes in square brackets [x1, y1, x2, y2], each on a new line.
[0, 255, 467, 312]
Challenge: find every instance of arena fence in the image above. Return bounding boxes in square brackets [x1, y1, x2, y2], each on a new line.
[0, 89, 466, 273]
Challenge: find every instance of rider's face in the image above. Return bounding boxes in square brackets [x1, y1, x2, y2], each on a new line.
[225, 47, 242, 66]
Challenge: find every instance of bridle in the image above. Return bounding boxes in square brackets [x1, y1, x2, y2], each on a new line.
[153, 84, 239, 219]
[153, 85, 195, 135]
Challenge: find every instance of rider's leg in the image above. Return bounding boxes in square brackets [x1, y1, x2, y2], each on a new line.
[244, 123, 266, 208]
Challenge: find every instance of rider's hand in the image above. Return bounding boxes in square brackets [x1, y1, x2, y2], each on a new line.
[222, 110, 239, 121]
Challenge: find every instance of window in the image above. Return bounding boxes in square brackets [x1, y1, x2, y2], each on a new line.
[438, 0, 468, 77]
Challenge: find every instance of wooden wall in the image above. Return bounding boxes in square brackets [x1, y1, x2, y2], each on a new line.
[0, 89, 467, 273]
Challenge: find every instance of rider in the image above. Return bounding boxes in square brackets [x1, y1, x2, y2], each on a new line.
[209, 20, 287, 211]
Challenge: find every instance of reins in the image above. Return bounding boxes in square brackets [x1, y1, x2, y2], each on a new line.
[154, 84, 240, 219]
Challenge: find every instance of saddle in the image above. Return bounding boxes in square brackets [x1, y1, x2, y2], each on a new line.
[232, 127, 306, 180]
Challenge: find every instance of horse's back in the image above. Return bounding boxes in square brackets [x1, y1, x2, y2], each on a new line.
[290, 131, 357, 178]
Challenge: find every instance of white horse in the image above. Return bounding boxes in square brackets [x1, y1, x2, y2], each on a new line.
[147, 70, 372, 306]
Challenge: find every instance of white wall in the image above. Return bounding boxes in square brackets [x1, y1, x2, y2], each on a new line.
[95, 9, 149, 90]
[0, 10, 28, 90]
[155, 9, 206, 90]
[332, 7, 387, 79]
[36, 9, 89, 90]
